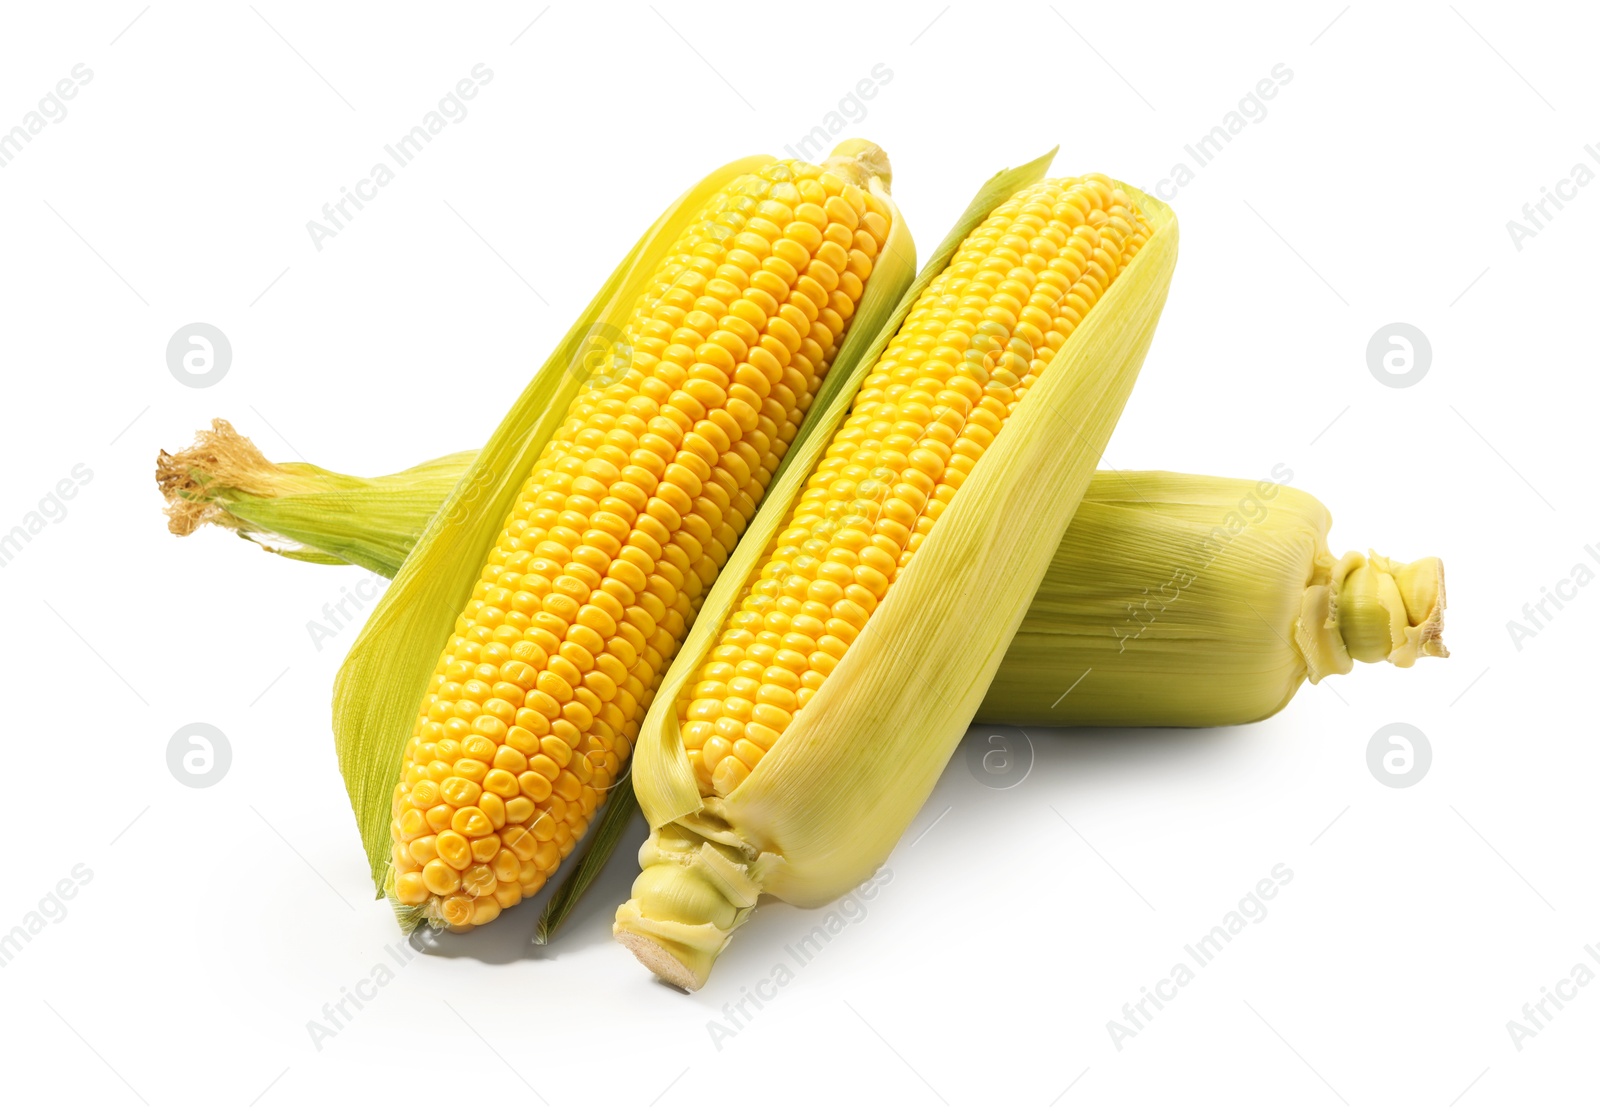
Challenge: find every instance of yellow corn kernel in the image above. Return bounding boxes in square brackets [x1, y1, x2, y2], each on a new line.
[435, 831, 471, 871]
[422, 859, 460, 896]
[462, 864, 497, 897]
[442, 896, 474, 928]
[408, 835, 438, 865]
[394, 871, 428, 905]
[470, 835, 501, 863]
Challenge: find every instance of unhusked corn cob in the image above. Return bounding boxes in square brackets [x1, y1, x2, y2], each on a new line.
[975, 470, 1447, 727]
[156, 435, 1447, 725]
[679, 175, 1151, 796]
[615, 161, 1179, 988]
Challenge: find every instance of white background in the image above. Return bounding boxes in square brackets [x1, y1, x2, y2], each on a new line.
[0, 2, 1594, 1109]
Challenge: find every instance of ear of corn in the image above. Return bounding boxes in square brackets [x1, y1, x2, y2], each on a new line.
[675, 176, 1155, 797]
[157, 442, 1449, 731]
[332, 152, 772, 907]
[976, 470, 1447, 727]
[614, 156, 1179, 988]
[330, 144, 916, 929]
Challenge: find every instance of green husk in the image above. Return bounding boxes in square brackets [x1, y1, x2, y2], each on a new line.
[975, 470, 1448, 726]
[533, 774, 637, 944]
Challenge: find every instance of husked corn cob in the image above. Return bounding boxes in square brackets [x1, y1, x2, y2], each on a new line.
[615, 160, 1179, 988]
[679, 176, 1151, 796]
[386, 153, 894, 929]
[316, 141, 913, 934]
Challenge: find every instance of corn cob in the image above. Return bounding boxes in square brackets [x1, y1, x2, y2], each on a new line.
[326, 142, 915, 931]
[158, 434, 1447, 722]
[677, 176, 1153, 796]
[978, 470, 1447, 726]
[616, 158, 1179, 987]
[391, 161, 894, 928]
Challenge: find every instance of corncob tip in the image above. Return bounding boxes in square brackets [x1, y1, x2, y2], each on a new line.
[155, 419, 279, 536]
[823, 138, 892, 192]
[1297, 551, 1448, 682]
